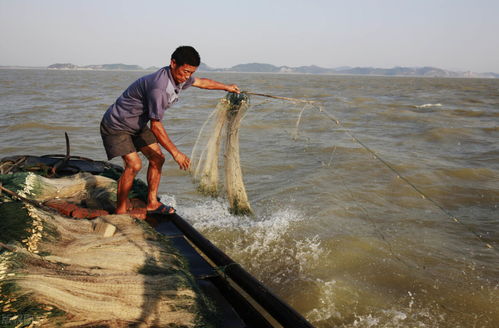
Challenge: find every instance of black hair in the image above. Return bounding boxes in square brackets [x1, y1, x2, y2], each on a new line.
[171, 46, 201, 67]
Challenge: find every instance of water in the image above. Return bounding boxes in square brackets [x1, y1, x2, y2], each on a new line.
[1, 69, 498, 327]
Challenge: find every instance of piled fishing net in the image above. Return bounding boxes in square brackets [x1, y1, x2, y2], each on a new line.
[0, 171, 218, 327]
[192, 93, 253, 215]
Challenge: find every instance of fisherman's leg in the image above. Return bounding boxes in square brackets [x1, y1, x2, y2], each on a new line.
[140, 143, 166, 211]
[116, 152, 142, 214]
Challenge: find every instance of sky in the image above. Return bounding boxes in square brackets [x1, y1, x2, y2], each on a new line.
[1, 0, 498, 72]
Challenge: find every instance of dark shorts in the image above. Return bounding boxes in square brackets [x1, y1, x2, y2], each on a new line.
[100, 122, 157, 160]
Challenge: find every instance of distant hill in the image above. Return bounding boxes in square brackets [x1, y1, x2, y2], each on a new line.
[198, 62, 216, 71]
[47, 63, 80, 70]
[230, 63, 281, 73]
[336, 66, 453, 77]
[46, 62, 498, 78]
[48, 63, 143, 71]
[208, 63, 498, 78]
[84, 63, 143, 70]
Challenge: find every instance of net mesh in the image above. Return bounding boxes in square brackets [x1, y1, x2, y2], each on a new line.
[0, 172, 219, 327]
[192, 93, 253, 215]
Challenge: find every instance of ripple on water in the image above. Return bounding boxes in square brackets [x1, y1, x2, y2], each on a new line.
[6, 122, 83, 132]
[2, 70, 498, 328]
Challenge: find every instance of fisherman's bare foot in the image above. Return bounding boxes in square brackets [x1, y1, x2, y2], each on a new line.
[115, 208, 128, 215]
[114, 199, 133, 214]
[114, 207, 146, 219]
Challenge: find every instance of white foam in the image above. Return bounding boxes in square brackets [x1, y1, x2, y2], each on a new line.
[415, 103, 443, 109]
[159, 194, 177, 210]
[307, 291, 446, 328]
[352, 310, 414, 328]
[306, 279, 343, 322]
[177, 197, 327, 284]
[353, 314, 381, 327]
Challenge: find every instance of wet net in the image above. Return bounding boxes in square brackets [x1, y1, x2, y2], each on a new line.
[192, 93, 253, 215]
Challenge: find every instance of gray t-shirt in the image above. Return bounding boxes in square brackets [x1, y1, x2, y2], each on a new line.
[102, 66, 194, 133]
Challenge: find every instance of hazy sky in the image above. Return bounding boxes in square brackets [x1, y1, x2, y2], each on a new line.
[1, 0, 498, 72]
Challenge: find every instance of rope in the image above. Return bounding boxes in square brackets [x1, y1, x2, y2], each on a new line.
[0, 242, 15, 251]
[0, 156, 27, 174]
[317, 106, 495, 251]
[243, 91, 317, 105]
[326, 145, 412, 267]
[246, 91, 495, 252]
[0, 184, 55, 215]
[215, 263, 239, 279]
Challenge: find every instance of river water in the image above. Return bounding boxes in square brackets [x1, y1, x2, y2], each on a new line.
[1, 68, 498, 327]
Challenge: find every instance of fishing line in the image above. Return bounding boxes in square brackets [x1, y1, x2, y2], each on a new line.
[246, 91, 496, 252]
[243, 91, 318, 105]
[326, 147, 448, 279]
[320, 107, 495, 251]
[326, 145, 412, 268]
[190, 106, 219, 166]
[171, 130, 194, 144]
[293, 104, 311, 140]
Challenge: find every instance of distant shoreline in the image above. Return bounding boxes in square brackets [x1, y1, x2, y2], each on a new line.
[1, 64, 498, 79]
[0, 66, 151, 72]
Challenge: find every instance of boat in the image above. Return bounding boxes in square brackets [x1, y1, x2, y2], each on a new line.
[0, 147, 315, 327]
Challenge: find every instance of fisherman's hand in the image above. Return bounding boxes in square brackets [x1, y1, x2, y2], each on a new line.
[173, 152, 191, 170]
[226, 84, 240, 93]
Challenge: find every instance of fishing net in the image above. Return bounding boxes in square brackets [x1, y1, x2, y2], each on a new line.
[192, 93, 253, 215]
[0, 172, 218, 327]
[193, 101, 227, 197]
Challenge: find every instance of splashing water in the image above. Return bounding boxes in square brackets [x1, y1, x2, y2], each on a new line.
[182, 198, 327, 289]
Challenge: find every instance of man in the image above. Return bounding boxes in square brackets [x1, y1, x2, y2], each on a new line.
[100, 46, 240, 215]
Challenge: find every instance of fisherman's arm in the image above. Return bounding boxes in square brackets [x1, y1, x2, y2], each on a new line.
[192, 77, 240, 93]
[149, 119, 190, 170]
